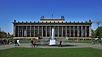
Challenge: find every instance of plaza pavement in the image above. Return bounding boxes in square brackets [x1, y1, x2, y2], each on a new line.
[0, 43, 102, 50]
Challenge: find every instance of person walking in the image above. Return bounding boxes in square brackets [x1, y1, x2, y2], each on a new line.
[17, 39, 20, 46]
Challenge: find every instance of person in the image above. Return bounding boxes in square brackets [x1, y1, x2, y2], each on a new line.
[10, 40, 13, 44]
[1, 39, 4, 44]
[59, 40, 62, 47]
[14, 39, 17, 46]
[33, 39, 36, 47]
[92, 41, 95, 45]
[17, 39, 20, 46]
[58, 40, 62, 47]
[30, 39, 33, 47]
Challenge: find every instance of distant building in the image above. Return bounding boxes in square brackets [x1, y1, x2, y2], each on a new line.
[13, 16, 92, 39]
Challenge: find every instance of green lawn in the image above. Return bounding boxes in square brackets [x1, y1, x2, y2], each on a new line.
[13, 39, 101, 45]
[13, 39, 41, 43]
[64, 40, 102, 44]
[20, 39, 91, 43]
[64, 40, 93, 43]
[0, 48, 102, 57]
[20, 40, 31, 43]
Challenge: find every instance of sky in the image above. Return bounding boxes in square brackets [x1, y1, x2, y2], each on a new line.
[0, 0, 102, 34]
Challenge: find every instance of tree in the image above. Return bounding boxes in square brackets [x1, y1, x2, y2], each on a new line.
[7, 32, 11, 38]
[94, 26, 102, 38]
[0, 31, 7, 38]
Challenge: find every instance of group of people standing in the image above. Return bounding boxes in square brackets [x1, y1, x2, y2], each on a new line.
[0, 38, 10, 45]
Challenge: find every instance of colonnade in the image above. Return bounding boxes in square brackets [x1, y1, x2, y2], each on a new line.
[14, 26, 91, 37]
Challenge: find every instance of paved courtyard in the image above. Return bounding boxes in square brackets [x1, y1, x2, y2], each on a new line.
[0, 43, 102, 50]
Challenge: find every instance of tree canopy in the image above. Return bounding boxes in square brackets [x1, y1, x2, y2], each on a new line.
[94, 26, 102, 38]
[0, 31, 12, 38]
[0, 31, 7, 38]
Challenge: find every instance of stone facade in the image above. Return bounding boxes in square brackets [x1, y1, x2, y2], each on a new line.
[13, 16, 92, 39]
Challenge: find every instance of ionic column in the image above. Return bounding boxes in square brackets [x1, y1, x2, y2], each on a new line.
[62, 26, 63, 37]
[22, 26, 23, 37]
[65, 26, 67, 37]
[50, 26, 51, 37]
[38, 26, 39, 36]
[46, 26, 47, 37]
[57, 26, 59, 37]
[34, 26, 35, 37]
[77, 26, 79, 37]
[73, 26, 75, 37]
[30, 26, 31, 37]
[69, 26, 71, 37]
[85, 26, 87, 37]
[18, 26, 19, 37]
[13, 25, 16, 37]
[25, 26, 27, 37]
[33, 26, 34, 37]
[89, 26, 92, 37]
[81, 26, 83, 37]
[42, 26, 43, 37]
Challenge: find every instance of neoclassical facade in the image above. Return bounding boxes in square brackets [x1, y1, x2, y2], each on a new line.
[13, 16, 92, 39]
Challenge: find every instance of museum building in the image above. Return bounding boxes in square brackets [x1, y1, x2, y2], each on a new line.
[13, 16, 92, 39]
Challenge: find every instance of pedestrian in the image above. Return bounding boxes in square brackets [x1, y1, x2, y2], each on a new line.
[14, 39, 17, 46]
[33, 39, 36, 47]
[30, 39, 33, 47]
[92, 41, 95, 45]
[59, 40, 62, 47]
[58, 40, 62, 47]
[10, 40, 13, 44]
[17, 39, 20, 46]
